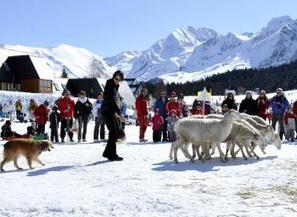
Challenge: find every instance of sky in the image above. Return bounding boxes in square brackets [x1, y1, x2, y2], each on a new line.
[0, 0, 297, 57]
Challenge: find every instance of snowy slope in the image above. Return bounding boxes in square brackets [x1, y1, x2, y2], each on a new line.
[107, 16, 297, 83]
[0, 44, 115, 80]
[1, 122, 297, 217]
[106, 26, 220, 81]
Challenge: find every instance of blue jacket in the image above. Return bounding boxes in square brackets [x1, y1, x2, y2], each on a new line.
[154, 98, 168, 118]
[270, 95, 289, 115]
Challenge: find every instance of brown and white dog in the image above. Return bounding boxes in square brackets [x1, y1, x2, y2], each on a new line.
[0, 139, 53, 171]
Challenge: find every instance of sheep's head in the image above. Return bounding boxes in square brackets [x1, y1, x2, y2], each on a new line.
[254, 133, 267, 151]
[225, 109, 241, 121]
[272, 133, 282, 150]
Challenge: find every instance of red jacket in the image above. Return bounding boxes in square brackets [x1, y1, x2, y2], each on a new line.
[152, 114, 164, 131]
[165, 101, 181, 117]
[293, 101, 297, 116]
[135, 95, 148, 118]
[256, 97, 270, 116]
[57, 97, 75, 119]
[34, 105, 48, 125]
[284, 112, 297, 125]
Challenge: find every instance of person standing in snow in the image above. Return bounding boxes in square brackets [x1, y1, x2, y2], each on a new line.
[93, 92, 105, 142]
[8, 101, 14, 121]
[256, 90, 270, 120]
[135, 88, 149, 142]
[239, 91, 257, 115]
[165, 91, 182, 117]
[154, 91, 169, 141]
[118, 96, 128, 140]
[57, 90, 75, 142]
[101, 70, 125, 161]
[151, 108, 164, 143]
[166, 110, 178, 142]
[74, 90, 93, 142]
[15, 99, 22, 121]
[178, 93, 188, 117]
[33, 101, 49, 135]
[49, 105, 60, 143]
[270, 88, 289, 140]
[284, 106, 296, 142]
[28, 99, 38, 122]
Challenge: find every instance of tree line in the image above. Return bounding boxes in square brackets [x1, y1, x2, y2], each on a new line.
[144, 59, 297, 97]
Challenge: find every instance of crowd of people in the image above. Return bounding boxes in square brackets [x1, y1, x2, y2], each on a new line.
[0, 69, 296, 162]
[135, 87, 296, 144]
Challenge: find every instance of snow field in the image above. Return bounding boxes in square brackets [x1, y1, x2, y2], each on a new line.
[0, 121, 297, 217]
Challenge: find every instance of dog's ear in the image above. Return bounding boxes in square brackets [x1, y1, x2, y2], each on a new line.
[39, 141, 49, 151]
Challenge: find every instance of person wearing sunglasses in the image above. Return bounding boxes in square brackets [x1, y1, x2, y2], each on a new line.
[270, 88, 289, 140]
[101, 70, 125, 161]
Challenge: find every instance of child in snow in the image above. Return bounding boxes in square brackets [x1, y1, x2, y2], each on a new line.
[166, 110, 178, 142]
[152, 108, 164, 142]
[1, 120, 29, 140]
[284, 106, 296, 142]
[49, 105, 61, 143]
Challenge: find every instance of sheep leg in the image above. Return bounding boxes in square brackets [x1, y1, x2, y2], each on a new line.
[216, 143, 226, 162]
[181, 146, 194, 162]
[230, 142, 237, 159]
[196, 145, 203, 160]
[210, 144, 216, 155]
[244, 144, 253, 157]
[192, 144, 196, 159]
[201, 145, 208, 163]
[225, 142, 231, 161]
[173, 145, 179, 163]
[169, 142, 174, 160]
[238, 145, 248, 160]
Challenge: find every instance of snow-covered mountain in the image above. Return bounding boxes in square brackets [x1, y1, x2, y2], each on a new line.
[0, 44, 115, 79]
[106, 15, 297, 82]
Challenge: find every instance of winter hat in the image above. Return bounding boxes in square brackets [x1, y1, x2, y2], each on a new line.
[170, 91, 177, 97]
[170, 109, 177, 114]
[44, 101, 49, 106]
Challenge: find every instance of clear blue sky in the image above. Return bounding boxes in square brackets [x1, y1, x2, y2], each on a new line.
[0, 0, 296, 57]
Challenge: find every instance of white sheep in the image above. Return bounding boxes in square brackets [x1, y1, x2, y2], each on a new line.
[225, 120, 265, 160]
[172, 109, 240, 163]
[241, 115, 282, 151]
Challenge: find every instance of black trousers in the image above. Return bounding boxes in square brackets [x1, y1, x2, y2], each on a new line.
[162, 119, 168, 141]
[94, 117, 105, 140]
[51, 126, 59, 142]
[36, 124, 45, 135]
[272, 114, 285, 140]
[78, 115, 89, 141]
[153, 129, 162, 142]
[60, 118, 73, 141]
[102, 114, 119, 158]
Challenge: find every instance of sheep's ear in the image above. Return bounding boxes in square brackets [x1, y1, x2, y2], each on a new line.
[254, 134, 261, 139]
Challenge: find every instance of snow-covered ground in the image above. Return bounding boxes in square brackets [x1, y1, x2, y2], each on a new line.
[1, 120, 297, 217]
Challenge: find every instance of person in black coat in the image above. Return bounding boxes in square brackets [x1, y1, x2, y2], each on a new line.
[49, 105, 61, 143]
[239, 92, 257, 115]
[74, 90, 93, 142]
[101, 70, 125, 161]
[221, 92, 237, 111]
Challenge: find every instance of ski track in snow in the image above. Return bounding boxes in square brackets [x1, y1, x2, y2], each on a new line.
[0, 121, 297, 217]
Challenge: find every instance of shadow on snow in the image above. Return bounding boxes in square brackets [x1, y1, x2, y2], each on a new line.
[152, 155, 278, 172]
[27, 166, 74, 176]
